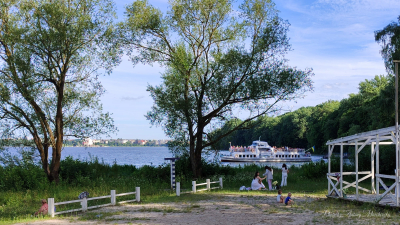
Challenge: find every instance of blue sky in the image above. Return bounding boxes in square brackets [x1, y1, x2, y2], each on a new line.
[97, 0, 400, 140]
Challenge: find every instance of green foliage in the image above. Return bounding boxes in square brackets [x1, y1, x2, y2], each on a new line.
[299, 156, 350, 179]
[375, 15, 400, 72]
[211, 74, 396, 158]
[121, 0, 314, 177]
[0, 162, 48, 191]
[0, 0, 118, 183]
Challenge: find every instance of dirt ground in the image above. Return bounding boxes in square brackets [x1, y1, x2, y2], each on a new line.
[12, 194, 340, 225]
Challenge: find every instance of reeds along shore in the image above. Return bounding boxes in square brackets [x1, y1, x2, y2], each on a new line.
[0, 155, 355, 223]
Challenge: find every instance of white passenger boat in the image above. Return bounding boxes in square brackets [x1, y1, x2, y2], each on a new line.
[220, 140, 312, 162]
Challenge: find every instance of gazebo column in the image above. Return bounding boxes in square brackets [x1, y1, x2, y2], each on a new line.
[356, 140, 359, 200]
[371, 142, 375, 194]
[376, 135, 380, 196]
[396, 60, 399, 206]
[328, 145, 331, 195]
[397, 127, 399, 206]
[340, 143, 343, 197]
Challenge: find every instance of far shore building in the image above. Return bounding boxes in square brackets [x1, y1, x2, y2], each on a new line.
[100, 139, 109, 144]
[82, 138, 93, 147]
[138, 140, 147, 145]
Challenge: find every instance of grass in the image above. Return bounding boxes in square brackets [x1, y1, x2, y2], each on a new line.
[2, 157, 398, 224]
[3, 189, 400, 224]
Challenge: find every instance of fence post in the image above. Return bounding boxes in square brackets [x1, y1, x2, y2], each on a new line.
[111, 190, 116, 205]
[48, 198, 55, 218]
[219, 177, 223, 189]
[192, 181, 196, 193]
[136, 187, 140, 202]
[82, 198, 87, 212]
[206, 179, 210, 190]
[176, 182, 180, 196]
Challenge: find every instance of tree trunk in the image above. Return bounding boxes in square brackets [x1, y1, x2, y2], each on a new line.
[190, 125, 204, 178]
[193, 146, 202, 178]
[38, 143, 60, 183]
[189, 136, 197, 178]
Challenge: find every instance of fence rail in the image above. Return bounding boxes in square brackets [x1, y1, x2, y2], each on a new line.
[48, 187, 140, 217]
[176, 178, 223, 196]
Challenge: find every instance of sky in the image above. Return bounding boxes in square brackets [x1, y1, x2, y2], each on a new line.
[97, 0, 400, 140]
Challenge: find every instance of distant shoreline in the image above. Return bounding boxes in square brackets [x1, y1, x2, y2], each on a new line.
[62, 145, 167, 148]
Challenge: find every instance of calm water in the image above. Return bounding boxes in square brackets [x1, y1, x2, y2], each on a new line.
[61, 147, 172, 167]
[2, 147, 323, 167]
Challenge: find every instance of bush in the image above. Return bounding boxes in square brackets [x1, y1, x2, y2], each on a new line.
[0, 162, 47, 191]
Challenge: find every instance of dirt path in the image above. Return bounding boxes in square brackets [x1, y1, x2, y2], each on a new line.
[13, 194, 329, 225]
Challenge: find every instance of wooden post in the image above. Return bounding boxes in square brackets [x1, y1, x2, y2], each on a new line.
[328, 145, 331, 195]
[48, 198, 55, 218]
[355, 140, 359, 200]
[192, 181, 196, 193]
[136, 187, 140, 202]
[176, 182, 180, 196]
[376, 134, 380, 196]
[371, 142, 375, 194]
[219, 177, 223, 189]
[206, 179, 210, 191]
[340, 143, 343, 197]
[82, 198, 87, 212]
[111, 190, 116, 205]
[395, 60, 399, 206]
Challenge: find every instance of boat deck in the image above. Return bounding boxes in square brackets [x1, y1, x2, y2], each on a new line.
[220, 157, 312, 162]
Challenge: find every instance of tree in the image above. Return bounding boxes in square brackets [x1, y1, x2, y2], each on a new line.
[0, 0, 118, 183]
[375, 16, 400, 72]
[121, 0, 313, 177]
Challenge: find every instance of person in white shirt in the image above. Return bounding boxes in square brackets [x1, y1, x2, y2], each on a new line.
[263, 166, 273, 190]
[281, 164, 289, 187]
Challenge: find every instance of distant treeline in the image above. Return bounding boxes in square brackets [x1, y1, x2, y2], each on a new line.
[211, 74, 396, 156]
[63, 139, 168, 147]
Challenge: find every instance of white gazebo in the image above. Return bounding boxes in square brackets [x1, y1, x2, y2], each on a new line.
[326, 126, 400, 206]
[326, 61, 400, 207]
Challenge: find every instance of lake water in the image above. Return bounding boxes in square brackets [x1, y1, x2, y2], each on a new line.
[2, 147, 323, 168]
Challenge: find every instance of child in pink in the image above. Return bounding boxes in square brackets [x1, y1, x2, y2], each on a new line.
[34, 199, 48, 216]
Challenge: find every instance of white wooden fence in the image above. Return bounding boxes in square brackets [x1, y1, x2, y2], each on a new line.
[176, 178, 223, 196]
[47, 187, 140, 217]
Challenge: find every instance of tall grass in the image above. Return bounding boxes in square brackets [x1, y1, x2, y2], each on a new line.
[0, 154, 347, 223]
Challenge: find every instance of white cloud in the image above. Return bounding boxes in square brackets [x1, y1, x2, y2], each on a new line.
[96, 0, 400, 139]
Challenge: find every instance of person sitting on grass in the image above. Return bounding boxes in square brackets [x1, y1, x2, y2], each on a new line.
[284, 192, 293, 205]
[251, 171, 266, 190]
[34, 199, 48, 216]
[276, 189, 284, 203]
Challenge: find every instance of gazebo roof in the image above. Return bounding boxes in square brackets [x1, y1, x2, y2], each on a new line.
[326, 126, 399, 145]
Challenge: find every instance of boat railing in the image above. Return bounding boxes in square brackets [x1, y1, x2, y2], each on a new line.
[229, 147, 256, 153]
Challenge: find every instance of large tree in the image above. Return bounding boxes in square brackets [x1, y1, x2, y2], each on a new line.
[121, 0, 313, 177]
[375, 15, 400, 72]
[0, 0, 118, 183]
